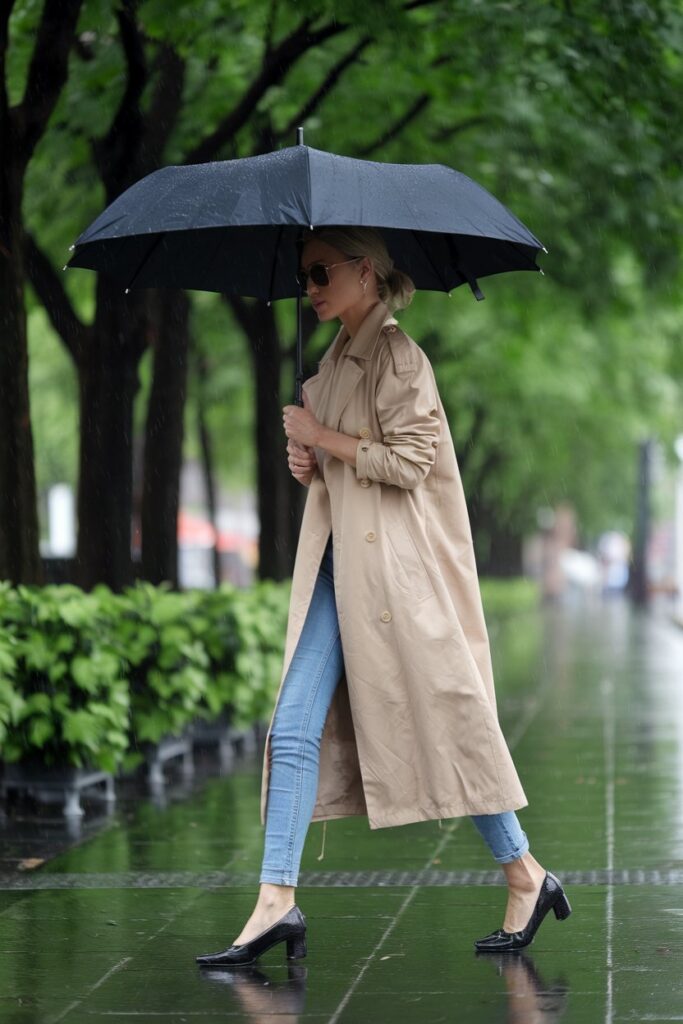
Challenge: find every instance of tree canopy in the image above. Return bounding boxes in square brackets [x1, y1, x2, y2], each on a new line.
[3, 0, 682, 583]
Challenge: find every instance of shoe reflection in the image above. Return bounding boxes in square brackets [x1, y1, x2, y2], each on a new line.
[476, 951, 569, 1022]
[199, 962, 307, 1021]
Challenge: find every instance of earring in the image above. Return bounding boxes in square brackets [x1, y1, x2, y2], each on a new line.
[361, 278, 367, 293]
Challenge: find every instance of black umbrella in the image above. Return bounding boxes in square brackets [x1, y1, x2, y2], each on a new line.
[69, 130, 546, 404]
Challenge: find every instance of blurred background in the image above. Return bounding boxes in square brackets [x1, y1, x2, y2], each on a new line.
[2, 0, 682, 618]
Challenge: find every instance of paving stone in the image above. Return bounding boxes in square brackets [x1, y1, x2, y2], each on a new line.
[0, 596, 681, 1022]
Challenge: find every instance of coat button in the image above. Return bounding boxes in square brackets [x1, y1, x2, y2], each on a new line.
[359, 427, 371, 438]
[385, 325, 396, 333]
[361, 444, 369, 452]
[380, 610, 392, 622]
[360, 479, 371, 488]
[365, 530, 376, 542]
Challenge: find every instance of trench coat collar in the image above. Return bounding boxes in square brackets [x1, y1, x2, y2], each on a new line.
[318, 301, 398, 368]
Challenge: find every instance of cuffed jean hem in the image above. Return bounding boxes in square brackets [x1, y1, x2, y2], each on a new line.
[470, 811, 530, 864]
[258, 871, 299, 886]
[492, 837, 530, 864]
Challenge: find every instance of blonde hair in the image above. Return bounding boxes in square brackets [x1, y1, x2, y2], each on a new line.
[302, 226, 415, 313]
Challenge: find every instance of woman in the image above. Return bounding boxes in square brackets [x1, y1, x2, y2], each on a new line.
[196, 227, 571, 968]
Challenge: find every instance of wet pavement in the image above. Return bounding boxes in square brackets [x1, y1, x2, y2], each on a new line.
[1, 593, 682, 1022]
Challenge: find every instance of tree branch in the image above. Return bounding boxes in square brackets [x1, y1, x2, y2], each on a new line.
[355, 93, 431, 157]
[24, 232, 91, 366]
[274, 36, 372, 145]
[144, 42, 185, 167]
[430, 114, 491, 145]
[263, 0, 279, 60]
[93, 0, 147, 193]
[184, 17, 350, 165]
[16, 0, 84, 165]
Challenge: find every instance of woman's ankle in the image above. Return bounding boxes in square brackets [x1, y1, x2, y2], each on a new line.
[258, 882, 296, 909]
[502, 852, 545, 892]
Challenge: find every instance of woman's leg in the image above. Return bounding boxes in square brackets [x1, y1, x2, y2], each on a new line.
[232, 534, 343, 945]
[471, 812, 547, 931]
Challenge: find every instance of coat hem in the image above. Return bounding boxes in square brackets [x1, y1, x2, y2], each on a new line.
[310, 793, 529, 830]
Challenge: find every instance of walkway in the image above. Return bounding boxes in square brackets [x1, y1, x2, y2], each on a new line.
[1, 594, 681, 1022]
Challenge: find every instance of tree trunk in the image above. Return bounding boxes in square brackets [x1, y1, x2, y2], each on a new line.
[0, 162, 41, 584]
[247, 305, 291, 582]
[629, 438, 652, 607]
[194, 340, 221, 590]
[76, 278, 147, 591]
[140, 290, 189, 586]
[479, 516, 524, 577]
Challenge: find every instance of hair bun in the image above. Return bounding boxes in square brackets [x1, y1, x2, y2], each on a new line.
[386, 267, 416, 312]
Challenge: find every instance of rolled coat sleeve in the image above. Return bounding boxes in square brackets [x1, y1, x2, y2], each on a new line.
[355, 342, 440, 490]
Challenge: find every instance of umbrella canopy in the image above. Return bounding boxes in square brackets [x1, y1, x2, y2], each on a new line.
[68, 143, 546, 301]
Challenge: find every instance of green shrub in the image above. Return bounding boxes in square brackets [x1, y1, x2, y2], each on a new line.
[0, 585, 129, 772]
[0, 577, 291, 772]
[480, 577, 540, 620]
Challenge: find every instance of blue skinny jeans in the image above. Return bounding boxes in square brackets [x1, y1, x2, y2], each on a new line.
[260, 532, 529, 886]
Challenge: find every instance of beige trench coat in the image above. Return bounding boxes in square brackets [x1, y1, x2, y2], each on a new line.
[260, 300, 528, 830]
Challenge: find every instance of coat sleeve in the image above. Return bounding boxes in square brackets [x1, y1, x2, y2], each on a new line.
[355, 340, 441, 490]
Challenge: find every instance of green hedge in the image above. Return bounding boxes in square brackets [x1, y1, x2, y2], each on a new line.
[0, 579, 290, 773]
[0, 574, 536, 774]
[480, 577, 540, 619]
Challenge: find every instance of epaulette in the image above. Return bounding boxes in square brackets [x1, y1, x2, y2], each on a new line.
[381, 322, 418, 374]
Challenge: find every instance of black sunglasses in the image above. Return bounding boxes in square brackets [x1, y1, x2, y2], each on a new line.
[296, 257, 362, 290]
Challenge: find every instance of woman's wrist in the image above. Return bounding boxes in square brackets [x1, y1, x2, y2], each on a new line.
[315, 424, 331, 448]
[316, 424, 359, 469]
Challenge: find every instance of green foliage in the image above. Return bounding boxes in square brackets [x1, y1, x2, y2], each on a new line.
[0, 579, 290, 771]
[480, 577, 540, 620]
[0, 585, 129, 772]
[11, 0, 683, 566]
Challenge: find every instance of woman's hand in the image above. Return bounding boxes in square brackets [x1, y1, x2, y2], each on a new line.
[287, 438, 317, 487]
[284, 391, 320, 486]
[282, 391, 323, 448]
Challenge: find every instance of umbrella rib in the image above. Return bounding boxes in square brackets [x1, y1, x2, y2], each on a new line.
[410, 229, 451, 292]
[124, 232, 168, 292]
[499, 238, 542, 271]
[267, 224, 285, 303]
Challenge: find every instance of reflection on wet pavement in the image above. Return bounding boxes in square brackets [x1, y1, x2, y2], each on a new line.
[0, 594, 682, 1022]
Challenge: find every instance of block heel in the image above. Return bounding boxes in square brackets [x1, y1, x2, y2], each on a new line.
[474, 870, 572, 952]
[286, 934, 307, 959]
[196, 905, 308, 967]
[553, 891, 572, 920]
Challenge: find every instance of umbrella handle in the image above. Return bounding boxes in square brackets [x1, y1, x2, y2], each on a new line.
[295, 227, 304, 407]
[295, 127, 306, 406]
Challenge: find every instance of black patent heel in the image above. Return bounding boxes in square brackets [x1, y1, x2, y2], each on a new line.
[474, 870, 572, 952]
[286, 934, 307, 959]
[196, 905, 307, 967]
[553, 891, 572, 920]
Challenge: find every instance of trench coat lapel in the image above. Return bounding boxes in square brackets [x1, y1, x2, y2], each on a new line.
[303, 302, 398, 432]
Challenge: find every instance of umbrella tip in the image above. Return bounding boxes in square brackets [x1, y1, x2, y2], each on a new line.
[539, 268, 545, 276]
[542, 246, 548, 254]
[62, 265, 68, 271]
[125, 287, 130, 294]
[266, 300, 272, 308]
[69, 244, 75, 251]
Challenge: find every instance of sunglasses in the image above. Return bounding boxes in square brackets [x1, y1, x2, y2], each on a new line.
[296, 257, 362, 290]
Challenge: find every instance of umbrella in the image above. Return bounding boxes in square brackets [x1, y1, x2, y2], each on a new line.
[68, 129, 547, 404]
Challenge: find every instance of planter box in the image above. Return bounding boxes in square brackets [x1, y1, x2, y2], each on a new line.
[229, 724, 258, 756]
[139, 733, 194, 788]
[1, 762, 115, 818]
[190, 713, 234, 769]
